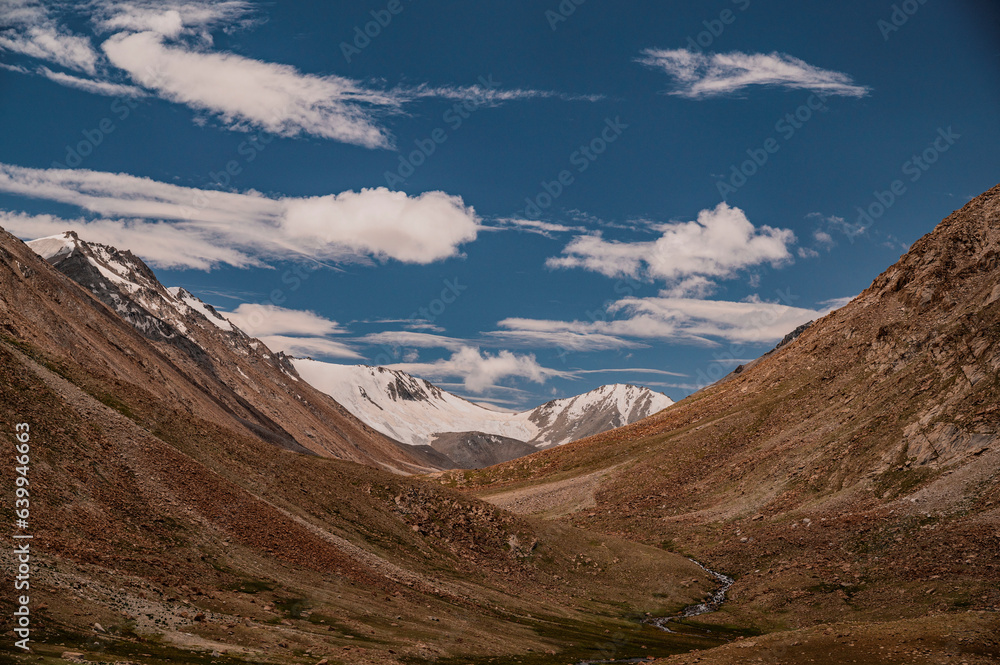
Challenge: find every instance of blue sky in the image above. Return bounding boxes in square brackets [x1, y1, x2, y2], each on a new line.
[1, 0, 997, 408]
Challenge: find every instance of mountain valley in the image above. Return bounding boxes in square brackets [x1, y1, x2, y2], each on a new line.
[1, 186, 999, 664]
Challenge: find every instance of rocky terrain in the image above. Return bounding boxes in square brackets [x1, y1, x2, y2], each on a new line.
[0, 226, 728, 664]
[19, 230, 435, 472]
[444, 185, 1000, 663]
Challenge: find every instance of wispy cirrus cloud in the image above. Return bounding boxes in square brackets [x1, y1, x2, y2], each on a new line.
[0, 162, 481, 269]
[359, 331, 468, 351]
[35, 66, 148, 97]
[388, 347, 572, 394]
[0, 1, 99, 74]
[574, 367, 689, 378]
[101, 30, 405, 149]
[638, 49, 870, 99]
[0, 210, 260, 270]
[255, 335, 362, 360]
[493, 295, 834, 349]
[1, 0, 600, 148]
[486, 327, 646, 352]
[487, 218, 590, 238]
[546, 203, 796, 297]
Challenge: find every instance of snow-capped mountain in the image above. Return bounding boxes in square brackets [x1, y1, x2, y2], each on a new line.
[28, 232, 238, 344]
[24, 231, 437, 471]
[293, 360, 674, 466]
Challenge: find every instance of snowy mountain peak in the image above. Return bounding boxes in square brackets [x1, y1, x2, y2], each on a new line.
[166, 287, 234, 332]
[26, 232, 250, 349]
[294, 359, 674, 467]
[527, 382, 675, 447]
[25, 231, 81, 262]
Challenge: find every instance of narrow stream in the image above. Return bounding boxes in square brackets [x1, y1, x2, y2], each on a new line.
[575, 558, 734, 665]
[646, 558, 735, 633]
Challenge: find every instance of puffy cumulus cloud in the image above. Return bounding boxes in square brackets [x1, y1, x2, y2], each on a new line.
[388, 347, 571, 393]
[546, 203, 795, 295]
[222, 304, 346, 338]
[282, 190, 479, 264]
[0, 163, 480, 269]
[638, 49, 870, 99]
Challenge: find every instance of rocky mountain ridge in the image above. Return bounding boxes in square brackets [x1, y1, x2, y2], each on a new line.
[14, 230, 434, 471]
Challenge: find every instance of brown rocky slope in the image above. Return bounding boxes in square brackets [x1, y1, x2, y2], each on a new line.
[0, 226, 731, 664]
[446, 185, 1000, 663]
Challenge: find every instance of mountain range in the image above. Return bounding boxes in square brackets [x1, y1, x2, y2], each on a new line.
[23, 230, 672, 471]
[295, 360, 673, 468]
[1, 184, 998, 664]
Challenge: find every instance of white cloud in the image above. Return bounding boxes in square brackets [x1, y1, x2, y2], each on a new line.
[546, 203, 795, 295]
[814, 230, 834, 248]
[0, 210, 259, 270]
[638, 49, 870, 99]
[2, 1, 598, 148]
[36, 66, 148, 97]
[609, 296, 823, 344]
[359, 331, 467, 351]
[256, 335, 361, 360]
[817, 295, 856, 310]
[574, 367, 688, 378]
[494, 295, 836, 349]
[97, 33, 594, 149]
[807, 212, 866, 241]
[388, 346, 571, 393]
[410, 81, 604, 105]
[282, 189, 479, 264]
[101, 31, 401, 149]
[0, 162, 480, 268]
[223, 304, 347, 338]
[489, 218, 589, 238]
[208, 302, 359, 360]
[90, 1, 256, 39]
[0, 1, 99, 75]
[486, 327, 643, 352]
